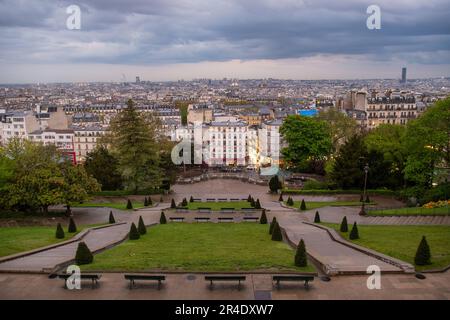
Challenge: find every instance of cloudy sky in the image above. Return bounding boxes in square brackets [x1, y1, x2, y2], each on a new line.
[0, 0, 449, 83]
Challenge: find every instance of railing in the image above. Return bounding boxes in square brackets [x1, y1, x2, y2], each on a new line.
[366, 206, 450, 216]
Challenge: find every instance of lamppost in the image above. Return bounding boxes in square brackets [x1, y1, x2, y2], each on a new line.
[360, 163, 369, 216]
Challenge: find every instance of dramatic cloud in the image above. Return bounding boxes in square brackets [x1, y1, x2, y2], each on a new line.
[0, 0, 449, 82]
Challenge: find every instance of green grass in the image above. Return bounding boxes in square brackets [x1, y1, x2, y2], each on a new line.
[285, 201, 374, 210]
[72, 201, 145, 210]
[368, 206, 450, 216]
[180, 201, 254, 211]
[82, 223, 316, 272]
[0, 226, 80, 257]
[322, 223, 450, 271]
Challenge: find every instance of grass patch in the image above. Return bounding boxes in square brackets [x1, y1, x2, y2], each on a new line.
[72, 202, 145, 210]
[282, 189, 397, 196]
[285, 201, 374, 210]
[82, 223, 315, 272]
[367, 206, 450, 216]
[322, 223, 450, 271]
[181, 201, 254, 211]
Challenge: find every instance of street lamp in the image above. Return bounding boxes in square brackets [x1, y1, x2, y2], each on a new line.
[360, 163, 369, 216]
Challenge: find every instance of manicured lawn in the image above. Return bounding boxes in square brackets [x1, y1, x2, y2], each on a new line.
[82, 223, 316, 272]
[322, 223, 450, 271]
[72, 201, 145, 210]
[285, 201, 374, 210]
[181, 201, 254, 211]
[0, 226, 80, 257]
[368, 206, 450, 216]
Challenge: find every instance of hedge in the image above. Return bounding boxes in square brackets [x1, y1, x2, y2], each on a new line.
[282, 189, 397, 196]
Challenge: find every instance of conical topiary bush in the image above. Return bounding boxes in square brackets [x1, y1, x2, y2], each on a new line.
[300, 199, 306, 211]
[260, 209, 268, 224]
[247, 194, 252, 202]
[109, 211, 115, 224]
[126, 199, 133, 210]
[144, 197, 148, 206]
[190, 196, 194, 203]
[68, 217, 77, 233]
[279, 194, 284, 202]
[340, 216, 348, 232]
[255, 199, 261, 209]
[148, 197, 153, 206]
[160, 211, 167, 224]
[414, 236, 431, 266]
[271, 222, 283, 241]
[138, 216, 147, 235]
[295, 239, 308, 267]
[170, 199, 176, 208]
[55, 223, 65, 239]
[75, 242, 93, 265]
[129, 222, 140, 240]
[314, 211, 321, 223]
[269, 217, 277, 235]
[349, 222, 359, 240]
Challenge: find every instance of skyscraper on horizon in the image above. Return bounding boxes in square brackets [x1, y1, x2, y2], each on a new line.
[401, 67, 407, 83]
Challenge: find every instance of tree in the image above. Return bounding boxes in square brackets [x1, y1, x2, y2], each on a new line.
[160, 211, 167, 224]
[126, 199, 133, 210]
[190, 196, 194, 203]
[171, 199, 176, 208]
[269, 175, 282, 193]
[181, 198, 188, 207]
[55, 223, 65, 239]
[414, 236, 431, 266]
[280, 115, 332, 169]
[250, 197, 256, 208]
[109, 211, 115, 224]
[255, 199, 261, 209]
[300, 199, 306, 211]
[144, 197, 148, 206]
[129, 222, 140, 240]
[68, 217, 77, 233]
[247, 194, 252, 202]
[365, 195, 370, 203]
[287, 197, 294, 206]
[317, 107, 359, 154]
[340, 216, 348, 232]
[278, 194, 284, 202]
[104, 99, 162, 192]
[75, 242, 93, 265]
[138, 216, 147, 235]
[349, 222, 359, 240]
[84, 145, 122, 191]
[314, 211, 320, 223]
[269, 217, 277, 234]
[148, 197, 153, 206]
[260, 209, 268, 224]
[271, 222, 283, 241]
[359, 203, 366, 215]
[295, 239, 308, 267]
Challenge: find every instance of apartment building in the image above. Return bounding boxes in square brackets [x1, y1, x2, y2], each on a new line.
[73, 125, 106, 162]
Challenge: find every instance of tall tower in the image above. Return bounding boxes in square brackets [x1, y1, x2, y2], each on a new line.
[401, 67, 407, 83]
[135, 76, 141, 84]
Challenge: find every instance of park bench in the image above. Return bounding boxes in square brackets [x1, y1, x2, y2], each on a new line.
[272, 275, 314, 289]
[195, 217, 210, 222]
[193, 198, 202, 202]
[169, 217, 185, 222]
[206, 198, 216, 202]
[241, 208, 256, 213]
[218, 217, 234, 222]
[124, 274, 165, 290]
[218, 198, 228, 201]
[243, 217, 259, 222]
[176, 208, 189, 213]
[205, 275, 246, 290]
[58, 273, 101, 289]
[229, 198, 240, 201]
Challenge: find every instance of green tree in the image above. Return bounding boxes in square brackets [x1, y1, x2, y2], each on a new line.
[144, 197, 148, 206]
[160, 211, 167, 224]
[84, 145, 122, 191]
[255, 199, 261, 209]
[55, 223, 65, 239]
[300, 199, 306, 211]
[340, 216, 348, 232]
[75, 242, 93, 265]
[269, 175, 282, 193]
[148, 197, 153, 206]
[260, 209, 268, 224]
[126, 199, 133, 210]
[280, 115, 332, 169]
[138, 216, 147, 235]
[349, 222, 359, 240]
[171, 199, 176, 208]
[414, 236, 431, 266]
[269, 217, 277, 234]
[295, 239, 308, 267]
[271, 222, 283, 241]
[68, 217, 77, 233]
[278, 194, 284, 202]
[109, 211, 115, 224]
[129, 222, 140, 240]
[314, 211, 320, 223]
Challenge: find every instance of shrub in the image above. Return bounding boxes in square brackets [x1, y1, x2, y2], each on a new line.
[181, 198, 188, 207]
[144, 197, 148, 206]
[255, 199, 261, 209]
[269, 175, 282, 193]
[160, 211, 167, 224]
[340, 216, 348, 232]
[302, 180, 329, 190]
[287, 197, 294, 206]
[365, 195, 370, 203]
[55, 223, 65, 239]
[138, 216, 147, 235]
[171, 199, 176, 208]
[126, 199, 133, 210]
[295, 239, 308, 267]
[68, 217, 77, 233]
[160, 196, 164, 202]
[271, 222, 283, 241]
[269, 217, 277, 234]
[359, 203, 366, 215]
[349, 222, 359, 240]
[247, 194, 252, 202]
[314, 211, 321, 223]
[129, 222, 140, 240]
[148, 197, 153, 206]
[250, 197, 256, 207]
[278, 194, 284, 202]
[300, 199, 306, 211]
[190, 196, 194, 203]
[109, 211, 115, 224]
[75, 242, 93, 265]
[260, 210, 268, 224]
[360, 194, 364, 202]
[414, 236, 431, 266]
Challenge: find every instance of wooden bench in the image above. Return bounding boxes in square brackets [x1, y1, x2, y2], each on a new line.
[58, 273, 101, 289]
[243, 217, 259, 222]
[206, 198, 216, 202]
[218, 217, 234, 222]
[218, 198, 228, 201]
[205, 275, 246, 290]
[175, 208, 189, 213]
[195, 217, 210, 222]
[169, 217, 185, 222]
[124, 274, 165, 290]
[229, 198, 240, 201]
[272, 275, 314, 289]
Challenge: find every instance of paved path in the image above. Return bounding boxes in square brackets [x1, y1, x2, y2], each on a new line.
[1, 271, 449, 300]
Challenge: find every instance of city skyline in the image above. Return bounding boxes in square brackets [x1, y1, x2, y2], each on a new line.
[1, 0, 450, 83]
